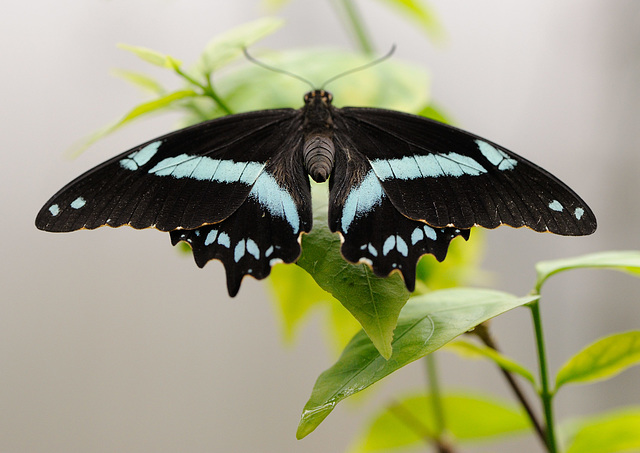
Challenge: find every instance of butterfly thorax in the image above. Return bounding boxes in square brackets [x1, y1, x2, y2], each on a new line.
[302, 90, 336, 183]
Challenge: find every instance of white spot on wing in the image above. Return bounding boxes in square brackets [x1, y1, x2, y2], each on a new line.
[49, 204, 60, 216]
[367, 243, 378, 257]
[574, 207, 585, 220]
[549, 200, 564, 212]
[70, 197, 86, 209]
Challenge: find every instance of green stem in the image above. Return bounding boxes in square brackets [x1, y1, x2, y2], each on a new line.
[425, 354, 446, 437]
[335, 0, 375, 55]
[174, 67, 233, 115]
[529, 300, 558, 453]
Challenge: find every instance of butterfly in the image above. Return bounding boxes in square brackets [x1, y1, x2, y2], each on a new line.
[36, 88, 597, 296]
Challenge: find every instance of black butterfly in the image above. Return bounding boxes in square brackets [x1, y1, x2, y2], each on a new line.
[36, 89, 596, 296]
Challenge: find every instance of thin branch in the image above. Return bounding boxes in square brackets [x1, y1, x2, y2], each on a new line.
[472, 322, 550, 451]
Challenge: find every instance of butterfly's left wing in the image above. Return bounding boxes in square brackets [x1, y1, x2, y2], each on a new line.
[334, 107, 596, 236]
[36, 109, 312, 296]
[327, 106, 595, 289]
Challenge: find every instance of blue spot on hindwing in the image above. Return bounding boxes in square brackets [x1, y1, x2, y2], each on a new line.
[217, 232, 230, 248]
[423, 225, 437, 241]
[204, 229, 218, 246]
[246, 239, 260, 260]
[411, 227, 424, 245]
[234, 240, 246, 262]
[383, 236, 395, 256]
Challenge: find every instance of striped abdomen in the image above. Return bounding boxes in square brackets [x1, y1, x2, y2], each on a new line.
[303, 134, 335, 183]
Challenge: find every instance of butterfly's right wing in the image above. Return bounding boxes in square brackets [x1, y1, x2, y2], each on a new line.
[36, 109, 304, 232]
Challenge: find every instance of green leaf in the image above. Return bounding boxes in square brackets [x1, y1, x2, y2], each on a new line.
[349, 392, 530, 452]
[117, 43, 183, 69]
[444, 339, 536, 385]
[111, 69, 166, 95]
[197, 17, 284, 75]
[296, 288, 538, 438]
[535, 250, 640, 293]
[373, 0, 445, 42]
[268, 262, 360, 353]
[296, 217, 410, 360]
[555, 331, 640, 390]
[67, 90, 197, 157]
[563, 408, 640, 453]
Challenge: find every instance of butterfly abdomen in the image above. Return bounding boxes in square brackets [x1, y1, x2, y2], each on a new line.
[303, 133, 334, 182]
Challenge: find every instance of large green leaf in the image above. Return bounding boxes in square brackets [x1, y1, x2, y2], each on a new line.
[349, 392, 530, 452]
[444, 339, 536, 386]
[535, 251, 640, 293]
[296, 289, 538, 438]
[296, 217, 410, 360]
[555, 331, 640, 390]
[563, 408, 640, 453]
[196, 17, 284, 75]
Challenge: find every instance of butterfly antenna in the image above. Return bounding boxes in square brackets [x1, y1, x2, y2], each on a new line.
[320, 45, 396, 89]
[243, 47, 315, 90]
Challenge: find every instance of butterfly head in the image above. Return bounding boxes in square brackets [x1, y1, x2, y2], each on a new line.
[304, 89, 333, 107]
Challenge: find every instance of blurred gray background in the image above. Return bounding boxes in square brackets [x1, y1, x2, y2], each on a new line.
[2, 1, 639, 452]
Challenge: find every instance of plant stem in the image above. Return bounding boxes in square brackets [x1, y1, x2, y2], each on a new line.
[388, 400, 456, 453]
[425, 354, 446, 437]
[335, 0, 375, 55]
[529, 300, 558, 453]
[174, 67, 233, 115]
[473, 323, 549, 450]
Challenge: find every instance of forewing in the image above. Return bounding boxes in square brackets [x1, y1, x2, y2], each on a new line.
[335, 108, 596, 236]
[36, 109, 302, 232]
